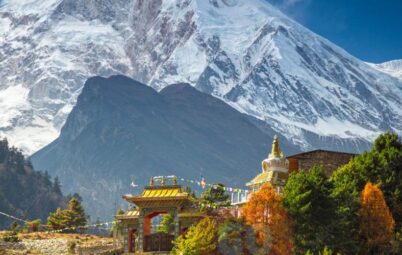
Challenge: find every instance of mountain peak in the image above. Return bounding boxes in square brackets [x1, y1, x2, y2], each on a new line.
[32, 75, 298, 218]
[368, 59, 402, 81]
[1, 0, 401, 154]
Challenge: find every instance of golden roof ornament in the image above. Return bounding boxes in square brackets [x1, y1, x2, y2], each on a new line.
[270, 135, 283, 158]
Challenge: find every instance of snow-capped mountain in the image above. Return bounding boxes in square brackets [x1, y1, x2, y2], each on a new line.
[369, 59, 402, 81]
[1, 0, 401, 154]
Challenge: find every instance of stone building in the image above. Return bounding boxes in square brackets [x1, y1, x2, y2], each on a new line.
[287, 149, 357, 176]
[231, 137, 357, 207]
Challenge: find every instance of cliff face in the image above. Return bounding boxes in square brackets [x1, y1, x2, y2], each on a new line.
[32, 75, 299, 219]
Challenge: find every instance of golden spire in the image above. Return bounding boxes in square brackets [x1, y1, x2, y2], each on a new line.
[271, 135, 282, 158]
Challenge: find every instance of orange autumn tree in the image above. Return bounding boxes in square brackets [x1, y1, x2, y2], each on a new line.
[242, 183, 293, 255]
[359, 182, 395, 253]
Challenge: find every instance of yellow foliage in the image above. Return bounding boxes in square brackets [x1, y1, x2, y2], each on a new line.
[173, 217, 218, 255]
[242, 184, 293, 255]
[359, 182, 395, 252]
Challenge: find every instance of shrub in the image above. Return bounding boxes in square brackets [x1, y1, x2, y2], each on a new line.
[67, 240, 77, 254]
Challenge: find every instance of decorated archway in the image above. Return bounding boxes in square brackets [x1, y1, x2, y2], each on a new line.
[116, 176, 204, 254]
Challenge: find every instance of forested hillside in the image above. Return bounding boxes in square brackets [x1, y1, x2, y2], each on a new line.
[0, 138, 67, 228]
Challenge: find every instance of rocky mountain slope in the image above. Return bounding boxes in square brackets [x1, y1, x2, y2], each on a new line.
[31, 75, 298, 219]
[1, 0, 401, 154]
[369, 59, 402, 81]
[0, 138, 67, 228]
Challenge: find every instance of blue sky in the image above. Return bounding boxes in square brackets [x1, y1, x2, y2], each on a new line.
[268, 0, 402, 63]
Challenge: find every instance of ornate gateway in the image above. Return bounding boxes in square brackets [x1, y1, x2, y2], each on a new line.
[115, 176, 203, 254]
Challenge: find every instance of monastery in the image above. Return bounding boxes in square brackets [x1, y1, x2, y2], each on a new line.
[114, 136, 355, 254]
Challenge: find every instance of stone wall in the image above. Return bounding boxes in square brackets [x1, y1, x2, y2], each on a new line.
[287, 150, 357, 176]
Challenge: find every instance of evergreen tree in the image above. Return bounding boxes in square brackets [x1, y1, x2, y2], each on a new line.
[217, 217, 262, 255]
[47, 208, 65, 230]
[52, 177, 62, 194]
[47, 198, 87, 232]
[331, 132, 402, 253]
[283, 165, 337, 254]
[0, 138, 9, 162]
[43, 171, 52, 186]
[200, 183, 229, 210]
[66, 193, 83, 203]
[158, 211, 175, 234]
[63, 197, 88, 232]
[359, 182, 395, 254]
[0, 138, 67, 229]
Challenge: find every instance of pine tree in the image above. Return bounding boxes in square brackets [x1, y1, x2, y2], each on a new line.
[359, 182, 395, 254]
[243, 183, 293, 255]
[52, 177, 62, 194]
[331, 132, 402, 253]
[63, 197, 88, 232]
[47, 198, 87, 232]
[200, 183, 229, 211]
[283, 165, 336, 254]
[47, 208, 65, 230]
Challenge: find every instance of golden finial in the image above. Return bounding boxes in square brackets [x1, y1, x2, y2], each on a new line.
[271, 135, 282, 158]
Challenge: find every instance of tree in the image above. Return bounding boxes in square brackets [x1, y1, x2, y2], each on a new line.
[62, 197, 88, 232]
[66, 193, 83, 203]
[200, 183, 229, 211]
[218, 217, 262, 255]
[283, 165, 336, 254]
[391, 228, 402, 254]
[331, 133, 402, 253]
[111, 209, 125, 237]
[0, 138, 67, 229]
[172, 217, 218, 255]
[359, 182, 395, 254]
[185, 186, 196, 198]
[3, 221, 20, 243]
[52, 177, 62, 194]
[47, 208, 65, 230]
[47, 197, 87, 232]
[158, 211, 175, 234]
[9, 221, 20, 233]
[25, 219, 41, 232]
[243, 183, 293, 255]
